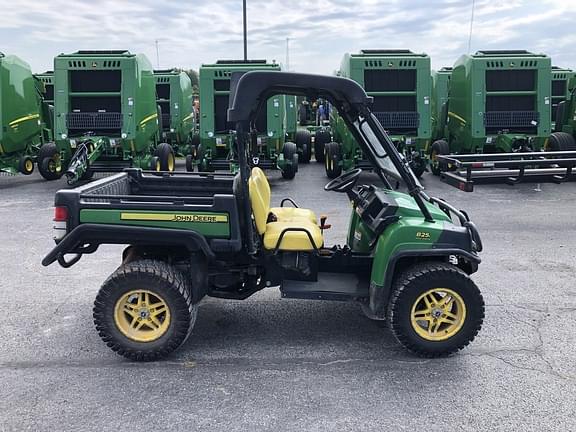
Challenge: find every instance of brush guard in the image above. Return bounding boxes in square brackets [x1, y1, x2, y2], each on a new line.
[437, 151, 576, 191]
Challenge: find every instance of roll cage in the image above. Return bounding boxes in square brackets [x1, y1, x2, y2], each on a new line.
[227, 71, 461, 254]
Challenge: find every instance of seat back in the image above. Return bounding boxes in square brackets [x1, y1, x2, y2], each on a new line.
[248, 167, 271, 234]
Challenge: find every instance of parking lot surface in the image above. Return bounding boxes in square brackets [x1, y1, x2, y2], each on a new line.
[1, 163, 575, 431]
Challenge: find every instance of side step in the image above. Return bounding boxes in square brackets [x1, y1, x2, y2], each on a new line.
[281, 272, 368, 302]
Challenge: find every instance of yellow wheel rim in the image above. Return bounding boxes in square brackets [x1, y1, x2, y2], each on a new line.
[114, 290, 171, 342]
[155, 160, 161, 172]
[168, 153, 175, 171]
[25, 159, 33, 173]
[410, 288, 466, 341]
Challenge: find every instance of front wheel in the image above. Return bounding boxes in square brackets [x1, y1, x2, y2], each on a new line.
[38, 143, 61, 180]
[387, 262, 484, 358]
[430, 140, 449, 176]
[295, 130, 312, 164]
[324, 142, 342, 179]
[156, 143, 175, 172]
[93, 260, 197, 361]
[314, 130, 331, 163]
[281, 141, 298, 179]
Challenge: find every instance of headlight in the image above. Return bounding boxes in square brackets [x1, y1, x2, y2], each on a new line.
[208, 131, 214, 138]
[121, 133, 127, 139]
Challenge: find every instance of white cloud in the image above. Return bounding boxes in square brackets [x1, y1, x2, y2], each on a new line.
[0, 0, 574, 73]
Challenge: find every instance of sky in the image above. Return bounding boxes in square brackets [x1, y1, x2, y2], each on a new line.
[0, 0, 575, 74]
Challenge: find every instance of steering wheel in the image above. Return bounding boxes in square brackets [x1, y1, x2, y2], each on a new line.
[324, 168, 363, 193]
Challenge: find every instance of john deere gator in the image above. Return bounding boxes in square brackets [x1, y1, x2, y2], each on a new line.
[192, 60, 298, 178]
[326, 50, 432, 179]
[154, 69, 197, 160]
[38, 50, 172, 183]
[0, 53, 53, 175]
[431, 50, 575, 190]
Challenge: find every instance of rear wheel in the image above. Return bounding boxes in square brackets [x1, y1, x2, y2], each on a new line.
[156, 143, 175, 172]
[93, 260, 198, 361]
[18, 156, 34, 175]
[185, 154, 194, 172]
[314, 130, 331, 163]
[324, 142, 342, 179]
[430, 140, 449, 176]
[295, 130, 312, 163]
[387, 262, 484, 358]
[281, 141, 298, 179]
[547, 132, 576, 152]
[38, 142, 61, 180]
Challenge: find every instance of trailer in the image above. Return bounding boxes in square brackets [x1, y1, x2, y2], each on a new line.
[432, 50, 575, 190]
[38, 50, 171, 183]
[0, 53, 53, 175]
[326, 50, 432, 178]
[154, 69, 197, 160]
[193, 60, 298, 178]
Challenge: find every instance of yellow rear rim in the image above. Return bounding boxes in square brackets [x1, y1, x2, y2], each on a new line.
[168, 153, 175, 171]
[25, 159, 33, 172]
[155, 160, 161, 172]
[410, 288, 466, 341]
[114, 290, 171, 342]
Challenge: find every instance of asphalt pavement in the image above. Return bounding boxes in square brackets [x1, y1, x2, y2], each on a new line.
[0, 162, 575, 431]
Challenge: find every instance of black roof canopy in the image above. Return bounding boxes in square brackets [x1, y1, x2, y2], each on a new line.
[228, 71, 372, 124]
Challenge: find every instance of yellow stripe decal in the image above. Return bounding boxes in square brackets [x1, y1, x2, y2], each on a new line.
[182, 113, 194, 122]
[139, 113, 158, 127]
[448, 111, 466, 125]
[9, 113, 40, 127]
[120, 213, 228, 223]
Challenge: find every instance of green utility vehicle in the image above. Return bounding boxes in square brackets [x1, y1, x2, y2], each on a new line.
[551, 76, 576, 149]
[38, 50, 173, 183]
[193, 60, 298, 178]
[431, 51, 576, 190]
[0, 53, 53, 175]
[551, 66, 575, 129]
[154, 69, 197, 159]
[36, 71, 54, 105]
[431, 67, 452, 144]
[43, 71, 484, 361]
[327, 50, 432, 179]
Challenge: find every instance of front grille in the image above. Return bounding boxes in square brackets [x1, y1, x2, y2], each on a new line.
[484, 111, 539, 128]
[66, 112, 123, 130]
[364, 69, 416, 92]
[156, 83, 170, 99]
[374, 111, 420, 129]
[485, 70, 536, 91]
[161, 113, 171, 130]
[69, 70, 121, 92]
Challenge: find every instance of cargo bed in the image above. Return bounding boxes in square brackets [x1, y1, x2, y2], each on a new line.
[43, 169, 243, 267]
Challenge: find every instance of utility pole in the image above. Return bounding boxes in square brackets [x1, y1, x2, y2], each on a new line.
[286, 37, 290, 71]
[467, 0, 475, 53]
[155, 39, 160, 68]
[243, 0, 248, 61]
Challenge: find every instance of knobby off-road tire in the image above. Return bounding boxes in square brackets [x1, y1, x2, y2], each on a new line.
[93, 260, 198, 361]
[387, 262, 484, 358]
